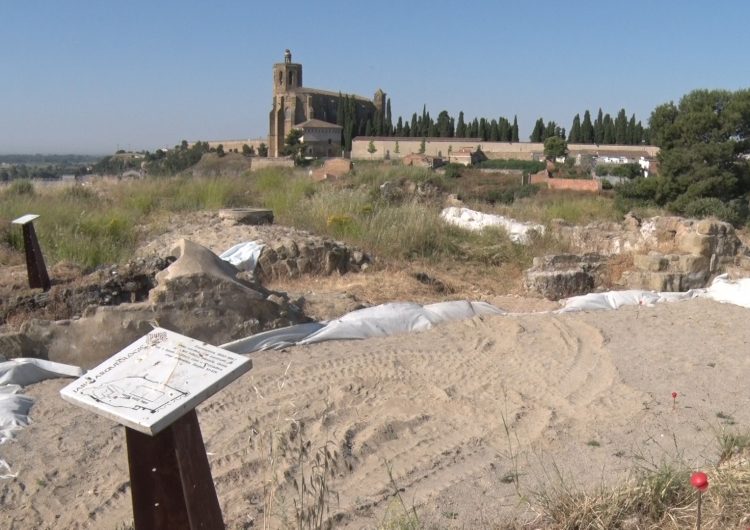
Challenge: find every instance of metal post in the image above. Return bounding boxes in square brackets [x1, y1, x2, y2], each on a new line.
[126, 408, 224, 530]
[11, 214, 51, 291]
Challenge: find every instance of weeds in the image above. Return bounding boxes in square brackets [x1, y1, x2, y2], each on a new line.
[499, 389, 523, 497]
[532, 430, 750, 529]
[379, 459, 419, 530]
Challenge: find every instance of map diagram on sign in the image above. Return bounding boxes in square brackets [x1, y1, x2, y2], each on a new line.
[80, 376, 188, 413]
[60, 327, 252, 435]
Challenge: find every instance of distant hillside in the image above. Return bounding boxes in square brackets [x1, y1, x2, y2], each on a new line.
[0, 154, 100, 165]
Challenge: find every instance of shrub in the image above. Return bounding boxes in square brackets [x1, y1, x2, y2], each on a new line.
[442, 163, 463, 179]
[596, 163, 643, 179]
[614, 177, 660, 213]
[670, 196, 748, 225]
[484, 184, 539, 205]
[475, 159, 546, 173]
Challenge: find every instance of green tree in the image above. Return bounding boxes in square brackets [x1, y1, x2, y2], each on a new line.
[569, 114, 582, 142]
[581, 110, 595, 143]
[628, 114, 637, 144]
[418, 138, 426, 154]
[456, 111, 466, 137]
[242, 144, 254, 156]
[216, 144, 225, 157]
[489, 119, 499, 141]
[437, 110, 452, 137]
[602, 114, 615, 143]
[511, 115, 519, 142]
[385, 98, 393, 135]
[544, 136, 568, 160]
[394, 140, 400, 154]
[594, 108, 604, 144]
[367, 140, 377, 158]
[615, 108, 628, 144]
[258, 143, 268, 157]
[282, 129, 304, 158]
[530, 118, 545, 142]
[650, 89, 750, 212]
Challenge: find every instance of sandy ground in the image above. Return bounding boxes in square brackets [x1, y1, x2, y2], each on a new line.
[2, 297, 749, 529]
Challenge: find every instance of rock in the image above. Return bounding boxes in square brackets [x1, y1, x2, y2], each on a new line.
[0, 331, 46, 359]
[633, 252, 667, 272]
[678, 232, 712, 256]
[218, 208, 274, 225]
[524, 254, 608, 300]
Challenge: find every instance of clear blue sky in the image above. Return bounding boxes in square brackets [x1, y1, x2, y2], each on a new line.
[2, 0, 749, 154]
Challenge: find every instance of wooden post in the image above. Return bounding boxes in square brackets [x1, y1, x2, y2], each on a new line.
[126, 409, 223, 530]
[60, 328, 252, 530]
[12, 214, 50, 291]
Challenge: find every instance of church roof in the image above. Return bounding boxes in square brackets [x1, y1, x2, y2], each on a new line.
[294, 118, 343, 129]
[294, 87, 373, 103]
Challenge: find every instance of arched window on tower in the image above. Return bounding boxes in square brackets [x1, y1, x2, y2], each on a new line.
[288, 71, 294, 86]
[278, 71, 282, 85]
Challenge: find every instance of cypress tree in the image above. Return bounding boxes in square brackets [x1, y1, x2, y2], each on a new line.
[490, 119, 499, 141]
[410, 113, 418, 137]
[385, 98, 393, 135]
[456, 111, 466, 138]
[437, 110, 451, 137]
[498, 118, 509, 141]
[615, 109, 628, 144]
[545, 121, 557, 139]
[603, 114, 615, 144]
[628, 114, 637, 145]
[594, 108, 604, 144]
[511, 115, 519, 142]
[395, 116, 403, 136]
[581, 111, 594, 143]
[470, 118, 479, 138]
[569, 114, 581, 142]
[530, 118, 544, 142]
[373, 111, 382, 136]
[635, 121, 644, 145]
[478, 118, 488, 141]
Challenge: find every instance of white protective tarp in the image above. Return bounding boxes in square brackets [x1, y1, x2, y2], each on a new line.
[0, 359, 84, 446]
[0, 358, 83, 386]
[223, 300, 506, 354]
[557, 274, 750, 313]
[298, 300, 505, 345]
[440, 206, 545, 243]
[701, 274, 750, 308]
[219, 241, 265, 272]
[221, 322, 326, 353]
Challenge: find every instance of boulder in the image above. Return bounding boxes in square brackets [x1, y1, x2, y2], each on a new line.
[218, 208, 274, 225]
[524, 254, 608, 300]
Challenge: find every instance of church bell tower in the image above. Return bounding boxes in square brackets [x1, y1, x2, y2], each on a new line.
[273, 49, 303, 94]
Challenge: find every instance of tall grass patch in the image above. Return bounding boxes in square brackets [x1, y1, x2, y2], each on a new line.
[492, 190, 623, 224]
[0, 185, 136, 267]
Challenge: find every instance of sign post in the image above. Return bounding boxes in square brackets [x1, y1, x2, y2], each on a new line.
[61, 328, 252, 529]
[12, 214, 51, 291]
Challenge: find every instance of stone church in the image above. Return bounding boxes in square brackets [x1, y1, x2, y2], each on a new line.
[269, 50, 386, 157]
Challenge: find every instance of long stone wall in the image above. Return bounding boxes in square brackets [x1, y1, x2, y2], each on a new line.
[351, 137, 659, 161]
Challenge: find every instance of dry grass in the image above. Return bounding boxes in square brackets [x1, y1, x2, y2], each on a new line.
[529, 437, 750, 529]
